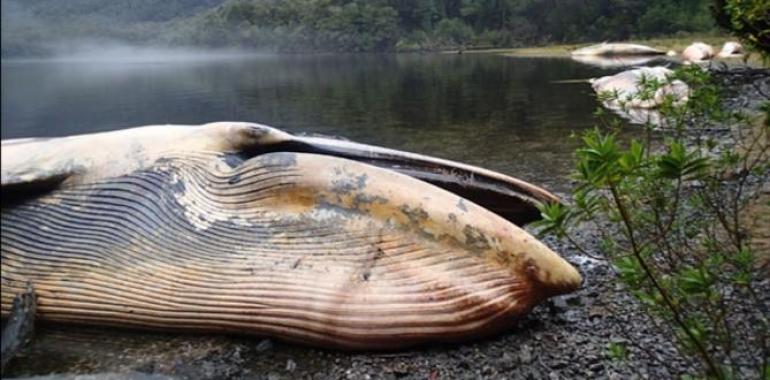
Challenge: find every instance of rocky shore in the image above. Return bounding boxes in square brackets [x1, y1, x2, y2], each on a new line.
[4, 66, 769, 380]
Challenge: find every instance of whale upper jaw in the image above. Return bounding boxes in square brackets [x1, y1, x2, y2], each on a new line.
[2, 122, 559, 226]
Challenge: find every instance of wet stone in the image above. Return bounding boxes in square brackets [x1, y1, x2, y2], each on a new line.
[255, 339, 273, 352]
[517, 346, 534, 364]
[550, 297, 568, 311]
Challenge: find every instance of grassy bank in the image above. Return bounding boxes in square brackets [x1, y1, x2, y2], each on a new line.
[452, 33, 767, 67]
[465, 33, 731, 56]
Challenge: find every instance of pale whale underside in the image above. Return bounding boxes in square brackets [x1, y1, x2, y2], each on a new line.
[0, 123, 581, 350]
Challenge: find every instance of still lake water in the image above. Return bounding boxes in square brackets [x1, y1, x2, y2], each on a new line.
[2, 53, 623, 193]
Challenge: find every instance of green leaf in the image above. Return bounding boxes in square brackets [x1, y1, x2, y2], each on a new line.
[533, 202, 573, 238]
[607, 341, 627, 361]
[677, 266, 712, 295]
[734, 248, 755, 270]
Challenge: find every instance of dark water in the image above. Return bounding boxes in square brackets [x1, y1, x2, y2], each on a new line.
[2, 53, 622, 193]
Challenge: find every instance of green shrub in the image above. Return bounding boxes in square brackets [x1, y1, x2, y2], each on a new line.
[536, 66, 770, 379]
[712, 0, 770, 57]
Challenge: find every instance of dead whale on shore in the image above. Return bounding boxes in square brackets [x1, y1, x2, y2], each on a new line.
[570, 54, 662, 69]
[682, 42, 715, 63]
[718, 41, 744, 58]
[590, 67, 689, 125]
[0, 122, 581, 350]
[571, 42, 665, 57]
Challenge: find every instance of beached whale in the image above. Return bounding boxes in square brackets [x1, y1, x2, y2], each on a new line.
[682, 42, 715, 62]
[571, 42, 664, 57]
[718, 41, 744, 57]
[570, 54, 662, 69]
[0, 122, 581, 350]
[590, 67, 689, 126]
[591, 66, 689, 109]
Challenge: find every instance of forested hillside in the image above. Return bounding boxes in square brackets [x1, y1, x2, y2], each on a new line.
[1, 0, 227, 56]
[1, 0, 721, 56]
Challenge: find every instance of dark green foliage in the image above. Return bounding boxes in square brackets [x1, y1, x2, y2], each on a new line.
[166, 0, 399, 51]
[2, 0, 721, 55]
[638, 0, 716, 36]
[712, 0, 770, 56]
[608, 341, 628, 361]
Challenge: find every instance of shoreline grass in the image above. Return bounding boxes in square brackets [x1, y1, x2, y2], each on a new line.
[467, 34, 766, 67]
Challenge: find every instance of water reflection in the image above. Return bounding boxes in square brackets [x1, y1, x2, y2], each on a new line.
[570, 54, 668, 69]
[2, 54, 636, 193]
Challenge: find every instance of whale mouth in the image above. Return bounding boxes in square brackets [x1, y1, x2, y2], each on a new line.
[1, 123, 559, 226]
[240, 134, 559, 226]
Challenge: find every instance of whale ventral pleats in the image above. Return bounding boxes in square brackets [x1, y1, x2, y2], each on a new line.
[1, 122, 581, 350]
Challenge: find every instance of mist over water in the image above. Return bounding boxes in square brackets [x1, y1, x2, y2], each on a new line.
[1, 52, 640, 193]
[2, 43, 271, 63]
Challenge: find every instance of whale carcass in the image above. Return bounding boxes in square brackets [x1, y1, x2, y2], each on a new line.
[718, 41, 744, 57]
[682, 42, 715, 62]
[0, 123, 581, 350]
[590, 67, 689, 125]
[570, 54, 661, 69]
[571, 42, 665, 57]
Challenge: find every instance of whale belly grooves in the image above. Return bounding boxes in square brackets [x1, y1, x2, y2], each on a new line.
[1, 150, 578, 349]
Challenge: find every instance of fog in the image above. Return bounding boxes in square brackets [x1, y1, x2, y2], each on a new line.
[0, 0, 259, 64]
[0, 0, 234, 60]
[2, 42, 273, 64]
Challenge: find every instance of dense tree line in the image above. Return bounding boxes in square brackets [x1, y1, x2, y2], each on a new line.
[712, 0, 769, 55]
[169, 0, 720, 51]
[2, 0, 724, 56]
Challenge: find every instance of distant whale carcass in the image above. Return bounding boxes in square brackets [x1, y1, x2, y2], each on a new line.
[590, 66, 689, 109]
[682, 42, 715, 62]
[718, 41, 744, 57]
[571, 42, 665, 57]
[590, 67, 689, 126]
[570, 54, 661, 69]
[0, 122, 581, 350]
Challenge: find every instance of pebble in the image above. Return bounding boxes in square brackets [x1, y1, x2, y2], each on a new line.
[255, 339, 273, 352]
[518, 345, 534, 364]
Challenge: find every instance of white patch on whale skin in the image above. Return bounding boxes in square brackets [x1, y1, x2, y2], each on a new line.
[168, 160, 244, 231]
